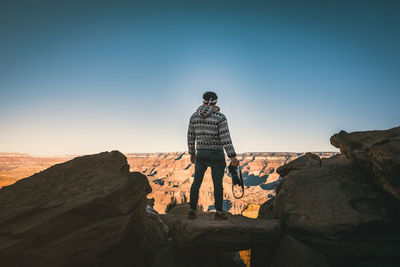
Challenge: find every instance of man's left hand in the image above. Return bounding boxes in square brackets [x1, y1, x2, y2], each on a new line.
[190, 154, 196, 163]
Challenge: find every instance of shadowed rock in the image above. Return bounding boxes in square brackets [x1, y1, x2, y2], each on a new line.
[270, 235, 329, 267]
[276, 152, 321, 177]
[162, 208, 280, 251]
[330, 126, 400, 199]
[255, 128, 400, 267]
[0, 151, 167, 267]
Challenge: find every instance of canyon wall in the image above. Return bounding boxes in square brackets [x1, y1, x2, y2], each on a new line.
[0, 151, 335, 215]
[127, 152, 336, 214]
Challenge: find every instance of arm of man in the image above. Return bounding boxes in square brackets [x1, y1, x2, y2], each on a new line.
[218, 114, 239, 166]
[187, 116, 196, 163]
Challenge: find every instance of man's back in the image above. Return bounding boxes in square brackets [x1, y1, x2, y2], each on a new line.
[187, 104, 236, 158]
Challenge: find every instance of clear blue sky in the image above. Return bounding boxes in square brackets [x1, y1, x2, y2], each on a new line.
[1, 0, 399, 156]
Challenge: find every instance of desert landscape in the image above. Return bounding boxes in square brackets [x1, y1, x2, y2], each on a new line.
[0, 151, 336, 216]
[1, 1, 398, 266]
[0, 127, 398, 267]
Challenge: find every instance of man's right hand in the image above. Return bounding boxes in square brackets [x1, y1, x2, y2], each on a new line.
[230, 156, 239, 167]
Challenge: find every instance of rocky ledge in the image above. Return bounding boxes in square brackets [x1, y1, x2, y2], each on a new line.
[0, 151, 167, 267]
[162, 204, 280, 251]
[330, 126, 400, 200]
[255, 126, 400, 267]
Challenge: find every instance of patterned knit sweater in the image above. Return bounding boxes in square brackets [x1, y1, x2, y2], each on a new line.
[187, 104, 236, 158]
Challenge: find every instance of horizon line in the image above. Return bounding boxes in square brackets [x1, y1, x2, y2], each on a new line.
[0, 150, 339, 158]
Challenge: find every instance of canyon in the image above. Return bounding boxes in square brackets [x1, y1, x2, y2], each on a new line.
[0, 126, 398, 266]
[0, 152, 336, 215]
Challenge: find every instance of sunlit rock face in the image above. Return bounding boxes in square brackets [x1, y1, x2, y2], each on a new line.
[127, 152, 336, 214]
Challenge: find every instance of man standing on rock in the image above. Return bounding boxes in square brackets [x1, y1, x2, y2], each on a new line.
[187, 91, 239, 220]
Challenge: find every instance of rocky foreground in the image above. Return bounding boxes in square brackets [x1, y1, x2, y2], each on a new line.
[254, 126, 400, 266]
[0, 151, 168, 266]
[0, 126, 398, 267]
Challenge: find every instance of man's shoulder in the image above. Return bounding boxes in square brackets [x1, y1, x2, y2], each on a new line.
[189, 112, 199, 123]
[214, 110, 226, 120]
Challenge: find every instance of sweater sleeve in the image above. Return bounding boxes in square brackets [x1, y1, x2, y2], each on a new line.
[218, 114, 236, 158]
[187, 116, 196, 155]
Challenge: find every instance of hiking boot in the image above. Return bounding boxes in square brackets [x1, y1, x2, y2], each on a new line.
[215, 210, 228, 220]
[188, 210, 197, 220]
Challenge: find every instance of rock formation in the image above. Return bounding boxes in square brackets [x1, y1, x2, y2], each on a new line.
[2, 127, 398, 266]
[255, 127, 400, 267]
[0, 152, 336, 215]
[0, 151, 285, 267]
[330, 126, 400, 200]
[150, 203, 280, 267]
[0, 151, 167, 267]
[163, 204, 280, 251]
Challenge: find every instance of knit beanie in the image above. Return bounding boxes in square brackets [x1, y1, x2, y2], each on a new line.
[202, 91, 218, 105]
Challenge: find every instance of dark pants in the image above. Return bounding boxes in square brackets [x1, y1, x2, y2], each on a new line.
[189, 149, 226, 212]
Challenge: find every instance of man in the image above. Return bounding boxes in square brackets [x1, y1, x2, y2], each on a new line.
[187, 91, 239, 220]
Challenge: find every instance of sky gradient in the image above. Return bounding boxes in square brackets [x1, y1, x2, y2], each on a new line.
[1, 0, 399, 156]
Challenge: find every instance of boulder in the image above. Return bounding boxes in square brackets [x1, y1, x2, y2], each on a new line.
[162, 212, 280, 251]
[276, 152, 321, 177]
[256, 152, 400, 266]
[258, 198, 276, 220]
[330, 126, 400, 199]
[0, 151, 167, 267]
